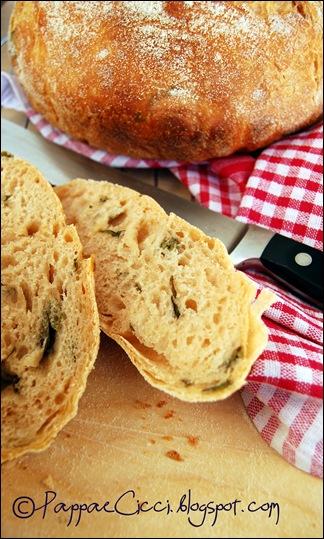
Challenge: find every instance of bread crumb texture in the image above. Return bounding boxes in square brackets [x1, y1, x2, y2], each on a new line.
[1, 154, 100, 463]
[9, 1, 323, 160]
[56, 179, 275, 402]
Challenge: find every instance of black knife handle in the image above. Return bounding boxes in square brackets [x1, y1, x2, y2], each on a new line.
[260, 234, 323, 308]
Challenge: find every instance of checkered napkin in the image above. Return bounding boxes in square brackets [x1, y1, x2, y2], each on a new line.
[2, 72, 323, 478]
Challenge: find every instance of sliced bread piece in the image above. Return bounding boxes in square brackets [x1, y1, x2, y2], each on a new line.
[1, 153, 100, 463]
[56, 179, 275, 402]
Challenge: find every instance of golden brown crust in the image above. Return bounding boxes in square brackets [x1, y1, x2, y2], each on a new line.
[10, 1, 323, 161]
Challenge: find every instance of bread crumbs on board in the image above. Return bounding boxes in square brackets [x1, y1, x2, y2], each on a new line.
[166, 450, 183, 462]
[187, 435, 199, 447]
[156, 400, 167, 408]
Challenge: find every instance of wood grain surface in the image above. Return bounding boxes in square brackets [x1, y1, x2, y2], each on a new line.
[1, 337, 322, 538]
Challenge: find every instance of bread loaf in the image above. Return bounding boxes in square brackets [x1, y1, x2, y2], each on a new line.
[56, 179, 275, 402]
[1, 154, 100, 463]
[9, 1, 323, 161]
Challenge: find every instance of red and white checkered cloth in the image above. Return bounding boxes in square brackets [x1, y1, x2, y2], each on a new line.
[2, 72, 323, 478]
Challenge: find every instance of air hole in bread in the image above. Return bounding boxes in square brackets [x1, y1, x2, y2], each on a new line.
[20, 281, 33, 311]
[3, 333, 12, 347]
[55, 393, 64, 404]
[137, 222, 150, 248]
[178, 257, 189, 266]
[48, 264, 55, 284]
[176, 231, 184, 238]
[64, 232, 74, 243]
[186, 336, 194, 345]
[120, 200, 127, 207]
[35, 399, 42, 409]
[185, 299, 197, 312]
[53, 223, 60, 237]
[213, 312, 221, 324]
[27, 221, 40, 236]
[108, 212, 126, 227]
[53, 251, 59, 262]
[152, 296, 160, 307]
[109, 295, 126, 311]
[202, 339, 210, 348]
[2, 255, 17, 268]
[207, 239, 215, 250]
[205, 268, 217, 285]
[81, 283, 86, 294]
[17, 345, 28, 359]
[189, 229, 200, 241]
[56, 279, 63, 298]
[172, 339, 177, 347]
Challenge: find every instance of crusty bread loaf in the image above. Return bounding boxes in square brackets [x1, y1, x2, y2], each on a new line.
[1, 154, 100, 463]
[9, 1, 323, 161]
[56, 179, 275, 402]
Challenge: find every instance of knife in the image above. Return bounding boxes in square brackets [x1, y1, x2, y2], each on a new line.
[1, 119, 322, 308]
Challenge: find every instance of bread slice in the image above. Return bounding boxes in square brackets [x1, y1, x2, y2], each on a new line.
[1, 154, 100, 463]
[56, 179, 275, 402]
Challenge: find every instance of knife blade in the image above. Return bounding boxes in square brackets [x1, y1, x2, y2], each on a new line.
[1, 119, 322, 308]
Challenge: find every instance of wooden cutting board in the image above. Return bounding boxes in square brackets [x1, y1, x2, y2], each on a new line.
[1, 336, 322, 538]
